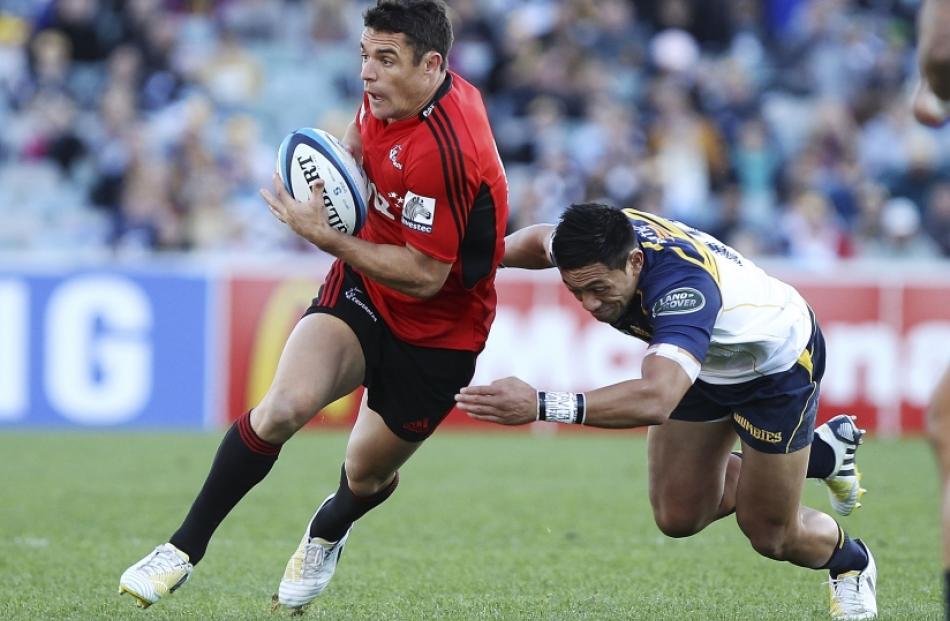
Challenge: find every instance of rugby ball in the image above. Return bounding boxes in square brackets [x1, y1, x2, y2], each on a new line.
[276, 128, 369, 236]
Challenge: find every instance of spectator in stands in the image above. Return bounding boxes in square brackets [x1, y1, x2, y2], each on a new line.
[863, 197, 939, 259]
[0, 0, 947, 260]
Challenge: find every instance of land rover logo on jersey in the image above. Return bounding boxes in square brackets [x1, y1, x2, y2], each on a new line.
[401, 191, 436, 233]
[652, 287, 706, 317]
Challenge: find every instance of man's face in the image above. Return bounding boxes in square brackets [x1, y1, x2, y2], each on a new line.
[360, 28, 436, 122]
[560, 251, 643, 324]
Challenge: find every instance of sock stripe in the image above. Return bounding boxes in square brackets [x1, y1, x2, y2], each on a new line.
[237, 411, 281, 457]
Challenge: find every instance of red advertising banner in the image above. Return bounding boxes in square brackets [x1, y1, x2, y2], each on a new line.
[225, 267, 950, 435]
[225, 276, 365, 429]
[797, 278, 950, 435]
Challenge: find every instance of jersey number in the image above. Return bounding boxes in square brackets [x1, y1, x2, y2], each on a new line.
[368, 181, 396, 221]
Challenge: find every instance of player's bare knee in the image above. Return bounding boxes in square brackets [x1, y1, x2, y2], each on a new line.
[254, 393, 318, 441]
[343, 459, 396, 497]
[747, 532, 789, 560]
[652, 506, 705, 538]
[737, 517, 791, 560]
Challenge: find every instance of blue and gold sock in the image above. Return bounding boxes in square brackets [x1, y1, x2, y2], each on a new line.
[806, 433, 836, 479]
[822, 525, 868, 577]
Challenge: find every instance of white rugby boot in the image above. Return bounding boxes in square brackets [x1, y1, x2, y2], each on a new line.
[815, 414, 866, 516]
[277, 495, 352, 610]
[119, 543, 193, 608]
[828, 540, 878, 620]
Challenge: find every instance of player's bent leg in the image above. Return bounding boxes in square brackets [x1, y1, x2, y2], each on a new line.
[119, 314, 365, 608]
[277, 398, 421, 610]
[735, 446, 837, 563]
[647, 417, 738, 537]
[735, 445, 876, 620]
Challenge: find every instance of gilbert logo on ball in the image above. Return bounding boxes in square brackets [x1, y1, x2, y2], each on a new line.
[276, 128, 369, 236]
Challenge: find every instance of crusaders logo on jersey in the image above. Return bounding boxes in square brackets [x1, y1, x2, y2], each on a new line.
[389, 144, 403, 170]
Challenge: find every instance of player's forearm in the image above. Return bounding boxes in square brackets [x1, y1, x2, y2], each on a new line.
[920, 0, 950, 99]
[575, 380, 674, 429]
[320, 234, 449, 298]
[502, 224, 555, 269]
[560, 356, 694, 429]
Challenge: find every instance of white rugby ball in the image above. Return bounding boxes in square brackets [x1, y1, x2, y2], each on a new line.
[276, 127, 369, 236]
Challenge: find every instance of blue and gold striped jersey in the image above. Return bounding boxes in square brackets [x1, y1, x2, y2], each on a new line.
[614, 209, 812, 385]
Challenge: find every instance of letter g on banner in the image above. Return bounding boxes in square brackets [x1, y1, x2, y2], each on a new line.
[45, 275, 152, 424]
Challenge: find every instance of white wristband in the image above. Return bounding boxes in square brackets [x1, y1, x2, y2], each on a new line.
[537, 391, 586, 424]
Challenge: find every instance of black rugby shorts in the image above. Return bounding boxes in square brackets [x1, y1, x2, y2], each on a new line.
[304, 261, 477, 442]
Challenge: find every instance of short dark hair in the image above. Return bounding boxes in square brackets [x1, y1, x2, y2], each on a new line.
[364, 0, 453, 68]
[552, 203, 638, 271]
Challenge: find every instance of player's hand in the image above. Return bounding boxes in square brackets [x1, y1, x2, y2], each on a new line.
[342, 140, 363, 167]
[913, 79, 950, 127]
[455, 377, 538, 425]
[260, 173, 338, 248]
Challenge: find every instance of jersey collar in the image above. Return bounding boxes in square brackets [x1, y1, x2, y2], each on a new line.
[417, 71, 453, 120]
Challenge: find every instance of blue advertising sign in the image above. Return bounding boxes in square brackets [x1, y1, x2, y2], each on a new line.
[0, 269, 211, 428]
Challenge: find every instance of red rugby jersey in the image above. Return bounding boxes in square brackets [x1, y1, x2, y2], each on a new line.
[354, 72, 509, 351]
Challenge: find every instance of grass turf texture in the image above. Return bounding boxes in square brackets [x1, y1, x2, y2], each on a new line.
[0, 430, 941, 620]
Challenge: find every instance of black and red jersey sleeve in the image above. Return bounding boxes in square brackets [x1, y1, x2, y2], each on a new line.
[399, 136, 478, 264]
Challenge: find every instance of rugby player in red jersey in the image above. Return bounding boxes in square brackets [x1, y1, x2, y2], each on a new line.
[119, 1, 508, 611]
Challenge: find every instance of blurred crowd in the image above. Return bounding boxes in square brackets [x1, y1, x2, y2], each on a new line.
[1, 0, 949, 265]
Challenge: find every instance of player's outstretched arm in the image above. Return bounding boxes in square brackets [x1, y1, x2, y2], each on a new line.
[455, 354, 693, 429]
[502, 224, 556, 269]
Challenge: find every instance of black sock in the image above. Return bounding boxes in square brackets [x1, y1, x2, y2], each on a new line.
[309, 464, 399, 541]
[807, 432, 836, 479]
[822, 526, 869, 577]
[169, 411, 281, 565]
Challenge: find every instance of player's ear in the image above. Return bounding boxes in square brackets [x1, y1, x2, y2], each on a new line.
[423, 50, 444, 74]
[627, 248, 644, 276]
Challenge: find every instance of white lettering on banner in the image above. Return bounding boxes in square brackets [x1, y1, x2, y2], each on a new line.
[0, 280, 28, 420]
[816, 321, 950, 409]
[822, 323, 898, 406]
[903, 321, 950, 406]
[44, 276, 153, 424]
[473, 307, 646, 390]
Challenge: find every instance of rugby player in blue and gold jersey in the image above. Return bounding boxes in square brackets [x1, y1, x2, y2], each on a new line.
[457, 203, 877, 620]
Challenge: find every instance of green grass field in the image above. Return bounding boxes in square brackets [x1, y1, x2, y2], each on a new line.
[0, 430, 942, 620]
